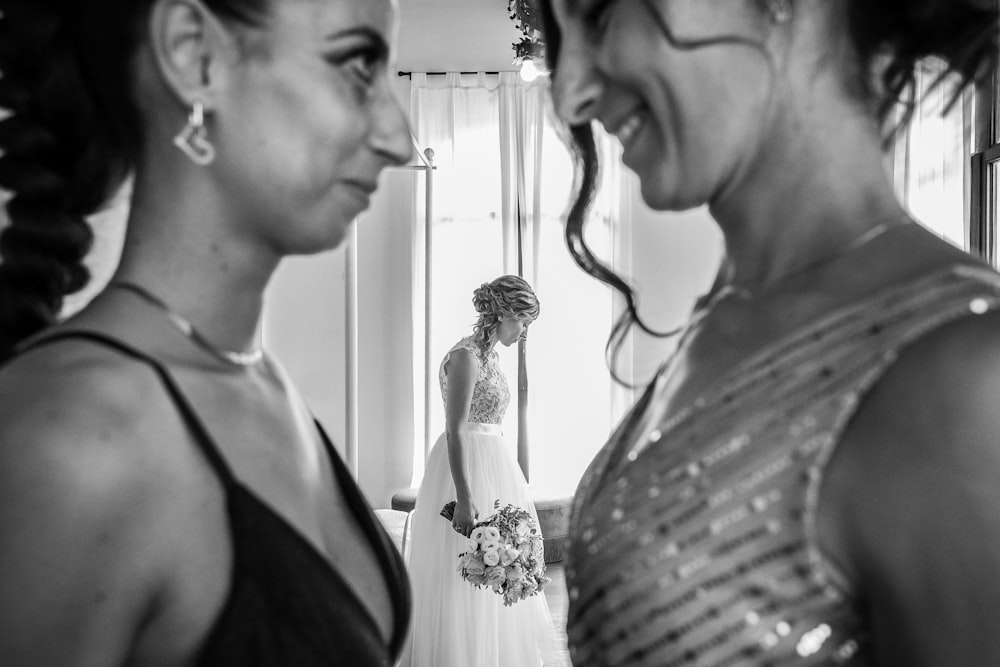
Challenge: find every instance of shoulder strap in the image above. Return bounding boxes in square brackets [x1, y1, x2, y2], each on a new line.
[312, 420, 411, 652]
[13, 330, 240, 488]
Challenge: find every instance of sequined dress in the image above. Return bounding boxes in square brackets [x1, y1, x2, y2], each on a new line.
[402, 337, 555, 667]
[565, 265, 1000, 666]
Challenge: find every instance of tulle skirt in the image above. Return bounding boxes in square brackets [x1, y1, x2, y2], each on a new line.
[401, 423, 556, 667]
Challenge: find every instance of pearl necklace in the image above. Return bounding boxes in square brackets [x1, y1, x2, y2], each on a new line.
[109, 281, 264, 367]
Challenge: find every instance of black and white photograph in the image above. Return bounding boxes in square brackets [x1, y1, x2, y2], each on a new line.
[2, 0, 999, 665]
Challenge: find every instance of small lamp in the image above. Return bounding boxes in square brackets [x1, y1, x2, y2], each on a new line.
[519, 58, 543, 82]
[512, 33, 548, 81]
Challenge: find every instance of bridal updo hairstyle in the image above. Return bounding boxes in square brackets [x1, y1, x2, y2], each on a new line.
[470, 275, 540, 354]
[0, 0, 270, 360]
[536, 0, 999, 377]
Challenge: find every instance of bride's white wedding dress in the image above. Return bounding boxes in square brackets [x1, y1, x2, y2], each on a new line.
[402, 337, 556, 667]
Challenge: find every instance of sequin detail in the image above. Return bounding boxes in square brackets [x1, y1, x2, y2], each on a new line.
[566, 265, 1000, 667]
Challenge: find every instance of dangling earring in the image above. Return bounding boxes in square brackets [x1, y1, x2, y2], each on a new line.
[173, 100, 216, 165]
[765, 0, 792, 23]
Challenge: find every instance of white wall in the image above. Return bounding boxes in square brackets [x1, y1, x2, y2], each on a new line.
[354, 165, 420, 507]
[263, 248, 349, 450]
[397, 0, 523, 73]
[624, 179, 723, 382]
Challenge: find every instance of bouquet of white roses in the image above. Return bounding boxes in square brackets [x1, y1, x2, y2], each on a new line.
[441, 499, 550, 607]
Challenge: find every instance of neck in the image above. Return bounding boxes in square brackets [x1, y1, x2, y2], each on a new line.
[484, 331, 500, 353]
[707, 107, 904, 292]
[112, 166, 280, 354]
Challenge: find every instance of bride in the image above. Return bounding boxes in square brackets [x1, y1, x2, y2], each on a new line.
[403, 275, 555, 667]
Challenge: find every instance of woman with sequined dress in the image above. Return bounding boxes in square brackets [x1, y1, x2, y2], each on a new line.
[0, 0, 413, 664]
[537, 0, 1000, 665]
[402, 275, 556, 667]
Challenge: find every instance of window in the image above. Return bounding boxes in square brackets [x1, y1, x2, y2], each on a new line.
[410, 73, 623, 495]
[971, 41, 1000, 265]
[893, 64, 970, 249]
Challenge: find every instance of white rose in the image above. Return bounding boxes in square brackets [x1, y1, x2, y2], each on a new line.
[483, 550, 500, 566]
[470, 527, 486, 544]
[483, 526, 501, 543]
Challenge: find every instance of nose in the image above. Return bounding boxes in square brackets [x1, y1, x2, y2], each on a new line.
[372, 83, 414, 167]
[551, 33, 604, 125]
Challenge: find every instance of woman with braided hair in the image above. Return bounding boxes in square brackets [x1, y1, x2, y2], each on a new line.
[539, 0, 1000, 665]
[0, 0, 412, 665]
[402, 275, 555, 667]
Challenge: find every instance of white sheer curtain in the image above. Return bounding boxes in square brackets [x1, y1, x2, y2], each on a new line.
[409, 72, 626, 495]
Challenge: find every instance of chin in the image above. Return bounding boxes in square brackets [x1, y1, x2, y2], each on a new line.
[640, 181, 704, 212]
[278, 219, 352, 257]
[637, 176, 679, 211]
[313, 203, 364, 251]
[634, 162, 704, 212]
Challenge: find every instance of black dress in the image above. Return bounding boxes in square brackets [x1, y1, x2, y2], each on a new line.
[14, 330, 410, 666]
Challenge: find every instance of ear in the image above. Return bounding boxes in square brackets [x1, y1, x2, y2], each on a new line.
[147, 0, 237, 111]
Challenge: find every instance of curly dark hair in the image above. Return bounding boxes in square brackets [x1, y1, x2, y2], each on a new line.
[536, 0, 999, 383]
[470, 275, 540, 356]
[0, 0, 271, 360]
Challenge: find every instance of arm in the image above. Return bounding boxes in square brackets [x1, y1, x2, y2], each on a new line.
[819, 311, 1000, 666]
[0, 353, 163, 666]
[443, 348, 479, 536]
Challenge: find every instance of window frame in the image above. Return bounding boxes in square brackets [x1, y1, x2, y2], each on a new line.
[969, 6, 1000, 265]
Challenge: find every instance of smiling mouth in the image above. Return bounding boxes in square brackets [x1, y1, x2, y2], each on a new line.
[609, 110, 647, 150]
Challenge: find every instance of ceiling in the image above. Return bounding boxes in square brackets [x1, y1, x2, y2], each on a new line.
[396, 0, 524, 73]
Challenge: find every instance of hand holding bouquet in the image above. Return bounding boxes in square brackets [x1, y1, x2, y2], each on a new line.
[442, 499, 550, 607]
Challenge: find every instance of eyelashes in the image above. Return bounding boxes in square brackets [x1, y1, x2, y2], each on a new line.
[347, 50, 381, 84]
[325, 43, 388, 87]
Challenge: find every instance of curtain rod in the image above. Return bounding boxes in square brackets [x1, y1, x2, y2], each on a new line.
[397, 70, 506, 78]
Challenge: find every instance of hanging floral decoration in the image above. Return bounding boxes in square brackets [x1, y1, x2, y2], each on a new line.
[507, 0, 546, 66]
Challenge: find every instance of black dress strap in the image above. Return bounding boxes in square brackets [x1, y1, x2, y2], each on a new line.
[314, 420, 412, 654]
[12, 329, 241, 489]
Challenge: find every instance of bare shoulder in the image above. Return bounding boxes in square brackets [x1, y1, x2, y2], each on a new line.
[851, 307, 1000, 467]
[0, 338, 178, 533]
[0, 337, 174, 547]
[823, 308, 1000, 664]
[0, 338, 169, 460]
[0, 340, 173, 660]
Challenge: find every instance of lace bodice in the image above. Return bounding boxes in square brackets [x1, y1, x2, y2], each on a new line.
[438, 337, 510, 425]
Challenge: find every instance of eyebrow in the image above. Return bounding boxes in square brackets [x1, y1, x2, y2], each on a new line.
[324, 26, 390, 53]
